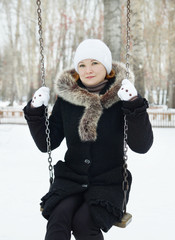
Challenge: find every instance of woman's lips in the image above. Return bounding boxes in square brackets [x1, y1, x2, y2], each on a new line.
[86, 76, 95, 79]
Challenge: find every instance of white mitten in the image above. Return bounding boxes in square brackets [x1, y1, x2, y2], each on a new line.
[31, 86, 50, 107]
[118, 79, 138, 101]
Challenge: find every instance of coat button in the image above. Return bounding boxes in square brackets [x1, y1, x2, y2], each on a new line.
[82, 184, 88, 188]
[84, 159, 90, 164]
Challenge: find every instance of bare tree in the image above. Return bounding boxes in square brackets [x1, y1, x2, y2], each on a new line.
[1, 0, 175, 108]
[131, 0, 145, 97]
[143, 0, 171, 105]
[167, 0, 175, 108]
[103, 0, 121, 61]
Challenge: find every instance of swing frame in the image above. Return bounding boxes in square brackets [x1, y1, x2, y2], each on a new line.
[36, 0, 132, 228]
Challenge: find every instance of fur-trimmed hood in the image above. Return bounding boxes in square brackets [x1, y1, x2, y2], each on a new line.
[55, 62, 135, 142]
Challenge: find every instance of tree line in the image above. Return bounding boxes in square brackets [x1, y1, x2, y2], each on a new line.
[0, 0, 175, 108]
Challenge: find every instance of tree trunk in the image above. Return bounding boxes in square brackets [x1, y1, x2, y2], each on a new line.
[131, 0, 145, 97]
[103, 0, 121, 61]
[26, 0, 37, 100]
[4, 1, 16, 105]
[167, 0, 175, 108]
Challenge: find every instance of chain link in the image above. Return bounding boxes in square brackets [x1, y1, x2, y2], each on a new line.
[126, 0, 130, 79]
[122, 115, 129, 213]
[36, 0, 54, 186]
[121, 0, 130, 214]
[36, 0, 46, 87]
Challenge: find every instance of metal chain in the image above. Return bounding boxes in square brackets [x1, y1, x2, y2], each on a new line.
[36, 0, 54, 186]
[126, 0, 130, 79]
[122, 115, 129, 213]
[36, 0, 46, 87]
[122, 0, 130, 213]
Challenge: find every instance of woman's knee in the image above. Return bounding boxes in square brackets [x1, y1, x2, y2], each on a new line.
[45, 195, 84, 240]
[72, 203, 92, 229]
[51, 194, 83, 219]
[72, 203, 103, 240]
[51, 200, 68, 219]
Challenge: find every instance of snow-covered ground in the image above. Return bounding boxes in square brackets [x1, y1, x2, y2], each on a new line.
[0, 124, 175, 240]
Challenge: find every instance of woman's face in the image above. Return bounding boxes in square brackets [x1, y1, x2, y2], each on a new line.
[78, 59, 107, 86]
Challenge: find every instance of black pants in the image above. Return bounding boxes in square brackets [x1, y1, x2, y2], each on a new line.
[45, 193, 104, 240]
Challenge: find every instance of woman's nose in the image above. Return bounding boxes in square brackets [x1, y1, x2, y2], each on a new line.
[85, 65, 93, 73]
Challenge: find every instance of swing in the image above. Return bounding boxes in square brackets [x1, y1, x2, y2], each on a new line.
[36, 0, 132, 228]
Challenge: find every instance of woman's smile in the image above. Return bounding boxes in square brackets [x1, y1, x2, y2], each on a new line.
[78, 59, 107, 86]
[86, 76, 95, 79]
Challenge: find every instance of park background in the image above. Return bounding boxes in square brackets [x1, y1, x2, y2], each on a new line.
[0, 0, 175, 240]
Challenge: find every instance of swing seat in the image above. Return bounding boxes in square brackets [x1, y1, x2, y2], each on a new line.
[114, 212, 132, 228]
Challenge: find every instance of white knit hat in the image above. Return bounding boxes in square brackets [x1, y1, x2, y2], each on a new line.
[74, 39, 112, 74]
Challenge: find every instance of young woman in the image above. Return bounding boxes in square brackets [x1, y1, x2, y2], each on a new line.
[24, 39, 153, 240]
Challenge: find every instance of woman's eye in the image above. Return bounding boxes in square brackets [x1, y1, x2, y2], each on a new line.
[79, 64, 85, 68]
[92, 61, 98, 65]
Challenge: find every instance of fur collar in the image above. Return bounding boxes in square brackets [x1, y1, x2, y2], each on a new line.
[55, 62, 134, 142]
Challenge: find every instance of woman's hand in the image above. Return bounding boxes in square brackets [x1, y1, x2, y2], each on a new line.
[31, 86, 50, 107]
[118, 79, 138, 101]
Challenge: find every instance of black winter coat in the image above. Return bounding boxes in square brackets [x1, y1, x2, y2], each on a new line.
[23, 62, 153, 232]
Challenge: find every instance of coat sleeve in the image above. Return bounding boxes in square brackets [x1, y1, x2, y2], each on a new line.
[23, 97, 64, 152]
[122, 97, 153, 153]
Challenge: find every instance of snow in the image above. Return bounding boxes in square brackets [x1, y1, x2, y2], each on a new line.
[0, 124, 175, 240]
